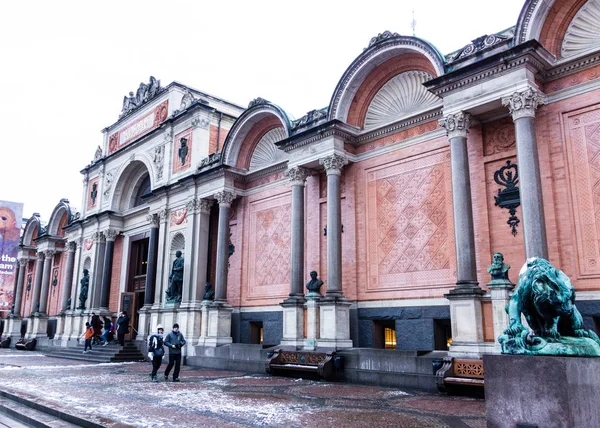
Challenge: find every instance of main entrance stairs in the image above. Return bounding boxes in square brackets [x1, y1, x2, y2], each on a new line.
[46, 341, 145, 363]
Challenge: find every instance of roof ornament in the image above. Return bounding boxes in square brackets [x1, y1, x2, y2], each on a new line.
[366, 31, 400, 50]
[291, 108, 327, 131]
[120, 76, 162, 118]
[247, 97, 270, 109]
[93, 146, 102, 163]
[446, 29, 513, 64]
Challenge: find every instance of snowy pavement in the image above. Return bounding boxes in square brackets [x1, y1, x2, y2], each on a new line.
[0, 349, 485, 427]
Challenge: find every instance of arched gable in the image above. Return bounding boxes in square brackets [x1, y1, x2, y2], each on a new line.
[47, 199, 73, 237]
[22, 214, 41, 246]
[515, 0, 596, 59]
[110, 158, 154, 212]
[222, 100, 291, 170]
[328, 33, 444, 128]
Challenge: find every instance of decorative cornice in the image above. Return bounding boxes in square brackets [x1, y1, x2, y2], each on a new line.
[439, 112, 471, 139]
[105, 229, 119, 241]
[445, 31, 513, 65]
[285, 166, 311, 186]
[198, 152, 222, 171]
[501, 88, 545, 120]
[214, 190, 236, 207]
[320, 154, 349, 176]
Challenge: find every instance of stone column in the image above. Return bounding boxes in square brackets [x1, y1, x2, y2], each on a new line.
[203, 190, 235, 347]
[13, 259, 27, 317]
[152, 208, 169, 307]
[439, 112, 485, 353]
[280, 166, 310, 348]
[145, 214, 160, 306]
[91, 232, 106, 310]
[318, 154, 353, 349]
[60, 241, 76, 312]
[502, 88, 548, 259]
[38, 250, 55, 315]
[100, 229, 118, 311]
[30, 253, 45, 316]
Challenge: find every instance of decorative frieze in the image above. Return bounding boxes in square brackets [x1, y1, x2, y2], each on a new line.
[320, 154, 348, 176]
[285, 166, 311, 186]
[215, 190, 236, 207]
[439, 112, 471, 139]
[502, 88, 545, 120]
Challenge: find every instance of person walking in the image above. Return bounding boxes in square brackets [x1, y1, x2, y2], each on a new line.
[116, 311, 130, 346]
[82, 322, 94, 354]
[101, 315, 114, 346]
[90, 312, 102, 345]
[147, 325, 165, 382]
[163, 323, 186, 382]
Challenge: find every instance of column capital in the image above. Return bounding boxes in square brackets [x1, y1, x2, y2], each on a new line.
[285, 166, 311, 186]
[147, 208, 168, 227]
[67, 241, 77, 252]
[104, 229, 119, 242]
[198, 198, 213, 214]
[502, 88, 545, 120]
[93, 231, 106, 243]
[18, 258, 29, 267]
[439, 112, 471, 139]
[43, 249, 55, 259]
[320, 154, 348, 176]
[37, 252, 45, 261]
[214, 190, 236, 207]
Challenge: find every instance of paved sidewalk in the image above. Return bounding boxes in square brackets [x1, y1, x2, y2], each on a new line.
[0, 350, 485, 427]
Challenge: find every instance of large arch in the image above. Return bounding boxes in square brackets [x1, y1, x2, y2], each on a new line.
[47, 199, 73, 237]
[21, 214, 42, 246]
[110, 158, 154, 212]
[221, 100, 292, 170]
[328, 33, 445, 128]
[515, 0, 596, 59]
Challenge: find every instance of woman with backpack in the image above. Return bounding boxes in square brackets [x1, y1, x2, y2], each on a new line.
[147, 324, 165, 382]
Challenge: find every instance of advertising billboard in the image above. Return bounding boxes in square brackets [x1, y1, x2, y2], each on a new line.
[0, 200, 24, 311]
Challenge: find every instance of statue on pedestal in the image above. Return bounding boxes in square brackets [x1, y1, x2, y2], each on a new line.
[487, 252, 511, 282]
[306, 271, 323, 297]
[77, 269, 89, 310]
[499, 257, 600, 356]
[203, 282, 214, 301]
[165, 251, 184, 303]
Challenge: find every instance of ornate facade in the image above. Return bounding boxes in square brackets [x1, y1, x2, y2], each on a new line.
[7, 1, 600, 362]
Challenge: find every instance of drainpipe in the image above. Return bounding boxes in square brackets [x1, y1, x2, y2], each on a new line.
[216, 112, 223, 153]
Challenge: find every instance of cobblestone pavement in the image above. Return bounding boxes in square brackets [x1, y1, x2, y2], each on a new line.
[0, 350, 485, 427]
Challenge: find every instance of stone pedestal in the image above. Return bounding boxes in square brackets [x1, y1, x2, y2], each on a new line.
[485, 354, 600, 428]
[6, 317, 23, 339]
[61, 312, 74, 342]
[304, 296, 320, 350]
[202, 304, 233, 346]
[54, 314, 66, 341]
[447, 288, 485, 355]
[178, 303, 202, 352]
[69, 313, 85, 340]
[198, 301, 210, 344]
[28, 314, 48, 339]
[318, 298, 352, 349]
[488, 279, 514, 350]
[137, 307, 152, 339]
[280, 298, 305, 348]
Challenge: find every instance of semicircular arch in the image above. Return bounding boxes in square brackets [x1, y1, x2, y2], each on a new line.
[21, 215, 41, 246]
[47, 200, 72, 237]
[110, 157, 154, 212]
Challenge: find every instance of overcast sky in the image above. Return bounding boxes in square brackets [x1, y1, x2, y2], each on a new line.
[0, 0, 525, 221]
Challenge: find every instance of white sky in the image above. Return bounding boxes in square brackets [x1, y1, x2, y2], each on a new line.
[0, 0, 525, 221]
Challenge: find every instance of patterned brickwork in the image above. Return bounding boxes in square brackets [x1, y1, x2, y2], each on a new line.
[109, 236, 123, 313]
[366, 150, 455, 291]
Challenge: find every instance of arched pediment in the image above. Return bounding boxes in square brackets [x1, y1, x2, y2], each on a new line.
[562, 0, 600, 57]
[110, 159, 153, 212]
[47, 199, 73, 237]
[328, 34, 444, 126]
[222, 100, 291, 170]
[22, 214, 42, 246]
[249, 127, 288, 170]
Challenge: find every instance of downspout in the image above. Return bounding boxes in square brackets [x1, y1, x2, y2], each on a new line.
[216, 111, 223, 153]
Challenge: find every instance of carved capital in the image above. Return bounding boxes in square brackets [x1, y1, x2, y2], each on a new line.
[157, 208, 169, 223]
[502, 88, 545, 120]
[67, 241, 77, 252]
[37, 252, 45, 260]
[191, 115, 210, 129]
[19, 258, 29, 267]
[146, 213, 159, 227]
[43, 250, 55, 259]
[186, 198, 197, 212]
[320, 154, 348, 176]
[439, 112, 471, 139]
[285, 166, 311, 186]
[198, 198, 213, 214]
[93, 231, 106, 244]
[214, 190, 236, 207]
[105, 229, 119, 241]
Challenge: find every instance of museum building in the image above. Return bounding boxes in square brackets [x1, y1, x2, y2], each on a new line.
[6, 0, 600, 366]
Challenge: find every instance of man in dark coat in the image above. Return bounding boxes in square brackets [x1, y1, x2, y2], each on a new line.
[163, 323, 186, 382]
[90, 313, 102, 345]
[116, 311, 130, 346]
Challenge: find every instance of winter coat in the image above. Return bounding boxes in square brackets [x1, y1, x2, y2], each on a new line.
[164, 331, 186, 355]
[116, 316, 130, 334]
[84, 326, 94, 340]
[148, 334, 164, 357]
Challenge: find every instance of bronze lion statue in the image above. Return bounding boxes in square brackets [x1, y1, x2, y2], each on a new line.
[503, 258, 600, 346]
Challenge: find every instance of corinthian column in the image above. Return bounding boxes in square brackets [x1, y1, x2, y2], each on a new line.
[31, 253, 45, 315]
[13, 259, 27, 317]
[145, 213, 161, 306]
[502, 88, 548, 259]
[214, 190, 235, 303]
[100, 229, 118, 310]
[61, 242, 76, 312]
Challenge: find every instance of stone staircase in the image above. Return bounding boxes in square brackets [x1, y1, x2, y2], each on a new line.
[46, 341, 145, 364]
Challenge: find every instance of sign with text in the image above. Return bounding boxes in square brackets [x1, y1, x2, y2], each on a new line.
[108, 100, 169, 154]
[0, 200, 23, 310]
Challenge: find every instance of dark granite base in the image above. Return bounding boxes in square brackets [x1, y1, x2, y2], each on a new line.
[484, 354, 600, 428]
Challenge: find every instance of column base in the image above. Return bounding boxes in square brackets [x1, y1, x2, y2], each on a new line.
[280, 296, 306, 348]
[449, 341, 499, 357]
[199, 303, 232, 347]
[319, 296, 353, 350]
[446, 287, 485, 344]
[6, 317, 23, 340]
[27, 314, 49, 339]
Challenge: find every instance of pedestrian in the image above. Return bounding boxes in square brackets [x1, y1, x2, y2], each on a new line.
[90, 312, 102, 345]
[116, 311, 130, 346]
[82, 322, 94, 354]
[147, 324, 165, 382]
[163, 323, 186, 382]
[101, 315, 114, 346]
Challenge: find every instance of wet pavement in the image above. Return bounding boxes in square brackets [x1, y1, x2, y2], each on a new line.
[0, 349, 485, 427]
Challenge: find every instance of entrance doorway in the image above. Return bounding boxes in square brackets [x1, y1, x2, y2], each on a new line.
[126, 237, 149, 339]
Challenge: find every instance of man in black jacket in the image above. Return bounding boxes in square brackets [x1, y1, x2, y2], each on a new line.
[163, 323, 186, 382]
[116, 311, 130, 346]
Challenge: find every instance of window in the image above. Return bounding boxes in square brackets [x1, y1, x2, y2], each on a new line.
[133, 174, 151, 207]
[372, 320, 396, 349]
[384, 327, 397, 350]
[249, 321, 263, 345]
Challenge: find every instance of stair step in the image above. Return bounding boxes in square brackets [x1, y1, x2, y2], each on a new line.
[45, 342, 145, 364]
[0, 396, 80, 427]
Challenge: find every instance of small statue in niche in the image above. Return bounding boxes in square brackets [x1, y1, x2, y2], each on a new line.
[26, 275, 31, 292]
[178, 138, 188, 166]
[487, 252, 511, 282]
[52, 270, 58, 287]
[203, 282, 214, 301]
[90, 183, 98, 205]
[165, 251, 184, 303]
[66, 298, 72, 311]
[34, 302, 40, 315]
[77, 269, 89, 310]
[10, 304, 14, 316]
[306, 270, 323, 297]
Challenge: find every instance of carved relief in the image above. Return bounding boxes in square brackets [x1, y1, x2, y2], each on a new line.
[103, 171, 115, 202]
[87, 177, 99, 209]
[173, 129, 192, 174]
[152, 145, 165, 180]
[120, 76, 161, 118]
[249, 127, 288, 170]
[170, 207, 188, 227]
[561, 0, 600, 58]
[366, 151, 455, 291]
[483, 117, 516, 156]
[83, 238, 94, 251]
